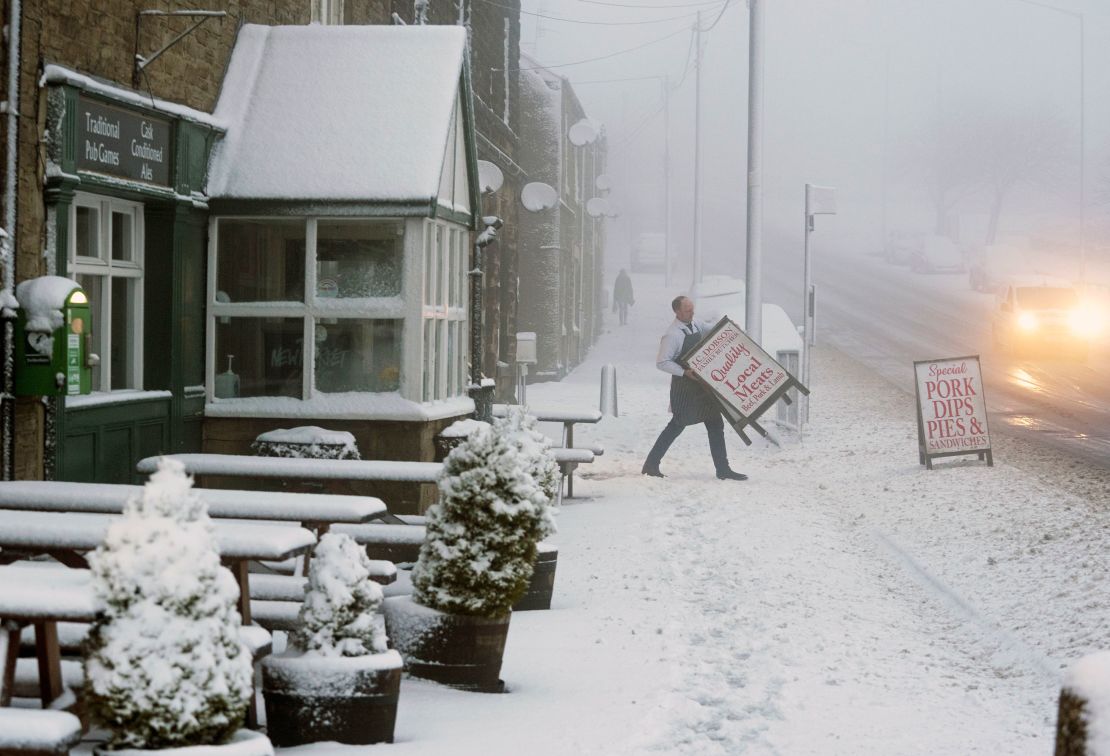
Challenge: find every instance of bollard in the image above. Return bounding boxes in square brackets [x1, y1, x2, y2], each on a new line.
[599, 364, 618, 417]
[1054, 651, 1110, 755]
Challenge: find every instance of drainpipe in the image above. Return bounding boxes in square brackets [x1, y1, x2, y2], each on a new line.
[2, 0, 21, 481]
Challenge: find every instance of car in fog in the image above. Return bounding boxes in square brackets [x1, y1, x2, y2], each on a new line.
[909, 235, 965, 274]
[884, 231, 923, 265]
[991, 279, 1101, 360]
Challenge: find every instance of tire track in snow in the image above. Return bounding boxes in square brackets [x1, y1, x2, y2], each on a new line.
[871, 528, 1060, 682]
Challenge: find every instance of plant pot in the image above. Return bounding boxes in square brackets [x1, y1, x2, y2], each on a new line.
[261, 651, 403, 747]
[512, 542, 558, 611]
[95, 730, 273, 756]
[382, 595, 509, 693]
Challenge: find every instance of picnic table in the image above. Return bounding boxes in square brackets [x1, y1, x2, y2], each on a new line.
[493, 405, 604, 497]
[0, 481, 387, 536]
[0, 510, 314, 626]
[0, 565, 272, 727]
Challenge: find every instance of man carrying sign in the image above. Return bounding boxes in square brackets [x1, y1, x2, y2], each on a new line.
[641, 296, 748, 481]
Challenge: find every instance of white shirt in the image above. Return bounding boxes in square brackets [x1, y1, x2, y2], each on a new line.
[656, 318, 712, 377]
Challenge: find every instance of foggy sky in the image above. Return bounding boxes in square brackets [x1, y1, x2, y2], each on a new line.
[518, 0, 1110, 282]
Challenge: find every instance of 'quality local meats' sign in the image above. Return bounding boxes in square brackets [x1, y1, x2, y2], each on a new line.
[912, 355, 993, 469]
[681, 317, 807, 440]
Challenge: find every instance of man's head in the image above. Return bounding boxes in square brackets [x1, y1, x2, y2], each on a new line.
[672, 296, 694, 323]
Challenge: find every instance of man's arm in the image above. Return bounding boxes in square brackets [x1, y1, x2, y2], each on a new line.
[656, 329, 685, 377]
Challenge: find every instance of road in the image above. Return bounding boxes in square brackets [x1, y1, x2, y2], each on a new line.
[763, 244, 1110, 468]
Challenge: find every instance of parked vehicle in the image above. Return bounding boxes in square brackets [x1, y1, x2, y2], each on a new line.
[910, 235, 965, 274]
[991, 278, 1101, 361]
[884, 231, 923, 265]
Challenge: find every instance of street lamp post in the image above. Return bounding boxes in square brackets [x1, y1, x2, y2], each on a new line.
[469, 215, 503, 423]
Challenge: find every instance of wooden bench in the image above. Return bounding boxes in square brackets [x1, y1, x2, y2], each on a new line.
[0, 511, 314, 628]
[0, 481, 388, 537]
[0, 709, 82, 756]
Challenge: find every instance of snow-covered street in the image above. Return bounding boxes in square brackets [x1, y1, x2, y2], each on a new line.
[279, 274, 1110, 755]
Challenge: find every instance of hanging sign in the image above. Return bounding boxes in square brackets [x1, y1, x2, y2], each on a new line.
[680, 317, 809, 444]
[77, 96, 171, 186]
[912, 355, 993, 469]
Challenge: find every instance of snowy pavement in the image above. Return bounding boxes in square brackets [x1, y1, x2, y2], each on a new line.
[84, 276, 1110, 755]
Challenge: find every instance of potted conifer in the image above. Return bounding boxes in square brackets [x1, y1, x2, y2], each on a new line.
[84, 458, 269, 755]
[261, 533, 402, 746]
[382, 411, 556, 692]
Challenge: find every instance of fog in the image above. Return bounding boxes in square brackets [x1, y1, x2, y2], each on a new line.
[519, 0, 1110, 288]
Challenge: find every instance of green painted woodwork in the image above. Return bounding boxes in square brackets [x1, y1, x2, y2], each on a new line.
[44, 83, 220, 483]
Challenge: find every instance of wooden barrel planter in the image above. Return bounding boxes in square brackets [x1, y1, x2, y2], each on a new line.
[383, 595, 509, 693]
[513, 542, 558, 611]
[261, 651, 403, 746]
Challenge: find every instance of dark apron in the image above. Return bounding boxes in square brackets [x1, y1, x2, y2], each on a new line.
[669, 328, 721, 426]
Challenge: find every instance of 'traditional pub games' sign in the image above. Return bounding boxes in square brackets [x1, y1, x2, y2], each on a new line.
[681, 317, 809, 444]
[913, 355, 993, 469]
[77, 96, 171, 186]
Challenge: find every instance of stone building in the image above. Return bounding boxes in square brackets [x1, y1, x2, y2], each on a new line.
[516, 52, 607, 380]
[0, 2, 603, 503]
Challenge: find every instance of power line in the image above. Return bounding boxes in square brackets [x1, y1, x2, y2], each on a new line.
[476, 0, 705, 25]
[505, 26, 690, 71]
[697, 0, 733, 32]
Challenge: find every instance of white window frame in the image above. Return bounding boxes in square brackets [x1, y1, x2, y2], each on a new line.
[420, 220, 468, 402]
[208, 216, 417, 402]
[311, 0, 345, 24]
[69, 192, 144, 393]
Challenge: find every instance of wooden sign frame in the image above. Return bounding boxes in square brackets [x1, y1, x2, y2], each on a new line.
[679, 317, 809, 445]
[912, 355, 993, 469]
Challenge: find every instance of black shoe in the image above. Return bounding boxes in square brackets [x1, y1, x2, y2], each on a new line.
[716, 469, 748, 481]
[642, 465, 665, 478]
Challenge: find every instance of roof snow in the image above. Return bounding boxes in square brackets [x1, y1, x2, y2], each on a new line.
[207, 24, 467, 203]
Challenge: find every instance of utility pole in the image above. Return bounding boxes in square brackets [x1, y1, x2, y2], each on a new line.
[692, 12, 704, 287]
[743, 0, 764, 344]
[662, 76, 672, 287]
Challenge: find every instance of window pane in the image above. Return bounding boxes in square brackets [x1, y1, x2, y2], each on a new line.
[215, 317, 303, 398]
[75, 206, 99, 259]
[110, 278, 135, 390]
[423, 319, 434, 401]
[435, 226, 446, 307]
[424, 229, 433, 306]
[217, 219, 305, 302]
[315, 318, 400, 393]
[76, 274, 103, 391]
[447, 321, 456, 396]
[316, 220, 403, 299]
[111, 210, 132, 261]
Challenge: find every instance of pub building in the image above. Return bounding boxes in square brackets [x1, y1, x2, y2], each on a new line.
[38, 24, 480, 513]
[202, 24, 480, 513]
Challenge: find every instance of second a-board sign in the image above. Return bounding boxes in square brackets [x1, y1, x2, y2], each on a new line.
[912, 355, 993, 469]
[680, 316, 809, 444]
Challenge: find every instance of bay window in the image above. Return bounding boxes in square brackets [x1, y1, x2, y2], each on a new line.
[209, 217, 466, 404]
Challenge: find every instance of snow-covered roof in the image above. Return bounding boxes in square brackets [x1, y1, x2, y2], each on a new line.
[207, 24, 471, 204]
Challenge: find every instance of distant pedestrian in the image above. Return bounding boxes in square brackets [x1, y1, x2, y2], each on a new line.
[613, 269, 635, 325]
[642, 295, 747, 481]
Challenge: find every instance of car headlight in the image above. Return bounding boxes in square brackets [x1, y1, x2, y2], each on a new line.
[1068, 306, 1103, 338]
[1016, 311, 1038, 331]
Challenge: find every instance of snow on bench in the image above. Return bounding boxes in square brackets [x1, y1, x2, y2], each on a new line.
[0, 480, 387, 527]
[332, 523, 426, 563]
[137, 454, 443, 483]
[0, 709, 82, 756]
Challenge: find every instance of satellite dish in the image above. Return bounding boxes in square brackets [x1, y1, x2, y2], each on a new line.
[595, 174, 611, 191]
[586, 197, 609, 218]
[476, 160, 504, 194]
[521, 182, 558, 212]
[568, 118, 598, 147]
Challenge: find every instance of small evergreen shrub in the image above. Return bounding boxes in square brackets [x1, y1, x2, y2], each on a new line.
[500, 408, 561, 507]
[84, 458, 253, 749]
[411, 413, 557, 618]
[295, 532, 389, 657]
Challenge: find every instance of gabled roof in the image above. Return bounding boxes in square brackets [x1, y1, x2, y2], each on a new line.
[207, 24, 470, 204]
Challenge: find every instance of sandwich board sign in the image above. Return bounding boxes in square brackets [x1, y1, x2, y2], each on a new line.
[680, 317, 809, 445]
[913, 355, 993, 469]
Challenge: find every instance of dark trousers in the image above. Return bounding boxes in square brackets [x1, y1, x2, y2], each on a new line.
[644, 413, 729, 473]
[617, 303, 629, 324]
